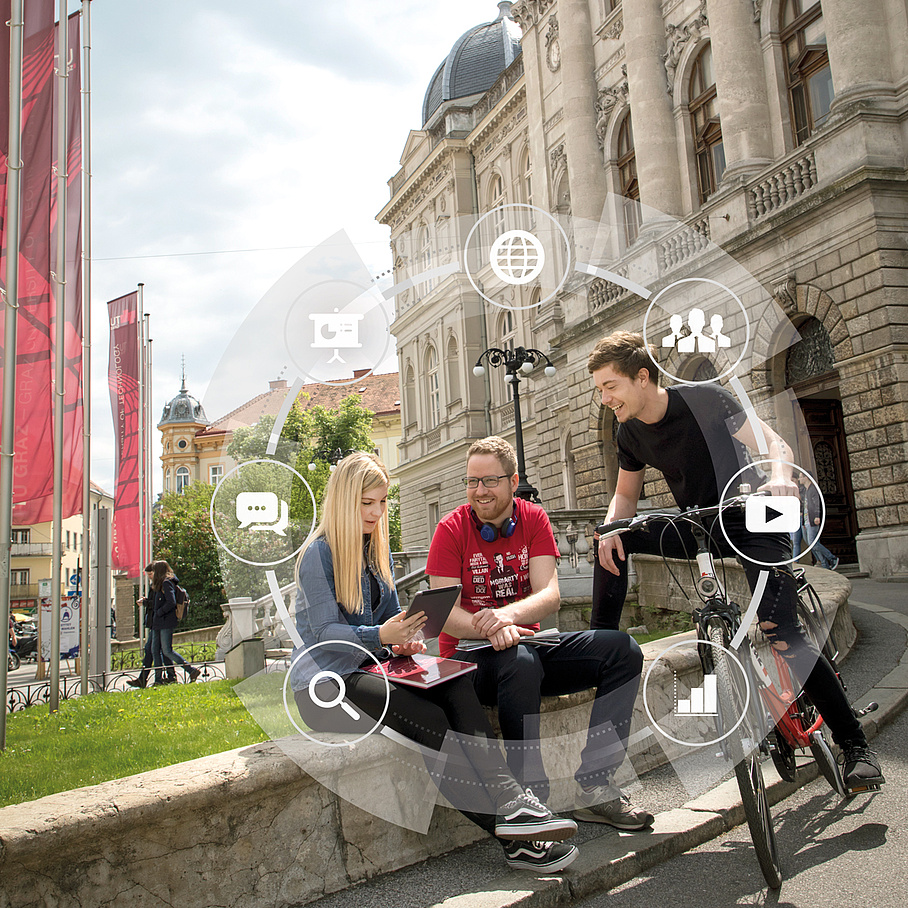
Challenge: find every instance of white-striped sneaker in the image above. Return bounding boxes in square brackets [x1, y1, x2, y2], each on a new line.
[503, 840, 579, 873]
[494, 789, 577, 841]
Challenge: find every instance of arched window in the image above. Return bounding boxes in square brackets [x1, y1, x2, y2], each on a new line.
[499, 310, 517, 402]
[521, 151, 533, 208]
[417, 225, 433, 298]
[617, 114, 639, 245]
[489, 174, 505, 240]
[781, 0, 833, 145]
[404, 364, 416, 427]
[425, 346, 441, 428]
[446, 336, 461, 405]
[165, 468, 171, 492]
[175, 466, 190, 494]
[690, 44, 725, 204]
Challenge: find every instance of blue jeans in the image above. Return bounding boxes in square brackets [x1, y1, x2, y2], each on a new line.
[151, 628, 192, 681]
[804, 522, 837, 568]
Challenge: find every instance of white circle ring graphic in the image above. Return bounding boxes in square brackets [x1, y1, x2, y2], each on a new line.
[642, 638, 752, 748]
[464, 204, 571, 310]
[642, 278, 751, 385]
[282, 640, 391, 747]
[718, 460, 825, 568]
[209, 458, 316, 567]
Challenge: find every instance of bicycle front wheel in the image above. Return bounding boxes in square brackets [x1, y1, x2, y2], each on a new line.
[708, 619, 783, 889]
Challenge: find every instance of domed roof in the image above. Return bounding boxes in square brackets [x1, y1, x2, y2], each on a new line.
[159, 376, 209, 428]
[422, 1, 522, 126]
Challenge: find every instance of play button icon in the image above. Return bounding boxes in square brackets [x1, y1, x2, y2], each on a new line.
[745, 495, 801, 534]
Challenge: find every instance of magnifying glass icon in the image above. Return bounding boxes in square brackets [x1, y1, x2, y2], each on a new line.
[308, 670, 361, 721]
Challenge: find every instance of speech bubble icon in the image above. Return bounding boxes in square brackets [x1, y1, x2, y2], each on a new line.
[236, 491, 279, 528]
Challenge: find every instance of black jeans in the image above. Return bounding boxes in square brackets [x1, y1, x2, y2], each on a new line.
[456, 630, 644, 801]
[295, 673, 524, 834]
[592, 513, 863, 746]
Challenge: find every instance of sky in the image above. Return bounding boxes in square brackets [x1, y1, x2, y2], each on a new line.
[86, 0, 503, 496]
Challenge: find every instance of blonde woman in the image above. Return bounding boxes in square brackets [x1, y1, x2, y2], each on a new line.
[291, 452, 577, 872]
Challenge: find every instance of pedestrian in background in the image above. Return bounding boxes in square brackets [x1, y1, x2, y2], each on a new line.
[127, 564, 176, 688]
[149, 560, 200, 685]
[792, 476, 839, 571]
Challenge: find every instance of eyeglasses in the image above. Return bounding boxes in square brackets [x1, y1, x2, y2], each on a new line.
[463, 474, 511, 489]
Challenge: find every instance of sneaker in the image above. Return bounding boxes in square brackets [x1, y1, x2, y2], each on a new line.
[126, 678, 145, 689]
[503, 840, 578, 873]
[572, 783, 654, 830]
[495, 789, 577, 841]
[829, 556, 840, 571]
[840, 743, 885, 791]
[187, 667, 201, 683]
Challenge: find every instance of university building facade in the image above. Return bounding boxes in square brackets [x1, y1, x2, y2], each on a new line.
[379, 0, 908, 579]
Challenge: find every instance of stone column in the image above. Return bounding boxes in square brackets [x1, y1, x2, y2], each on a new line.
[558, 0, 608, 221]
[822, 0, 893, 104]
[706, 0, 772, 176]
[623, 0, 683, 217]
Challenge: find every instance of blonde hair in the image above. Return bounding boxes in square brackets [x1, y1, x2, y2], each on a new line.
[296, 452, 393, 614]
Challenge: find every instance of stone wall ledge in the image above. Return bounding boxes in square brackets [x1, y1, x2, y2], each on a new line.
[0, 566, 853, 908]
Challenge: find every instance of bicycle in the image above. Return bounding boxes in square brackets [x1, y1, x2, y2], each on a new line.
[8, 646, 20, 672]
[597, 492, 879, 889]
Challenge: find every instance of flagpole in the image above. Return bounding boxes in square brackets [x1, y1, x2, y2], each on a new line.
[49, 0, 70, 714]
[0, 0, 26, 751]
[79, 0, 91, 693]
[145, 317, 153, 568]
[136, 283, 145, 641]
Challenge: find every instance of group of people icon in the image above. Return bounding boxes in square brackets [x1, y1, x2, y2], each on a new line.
[662, 309, 731, 353]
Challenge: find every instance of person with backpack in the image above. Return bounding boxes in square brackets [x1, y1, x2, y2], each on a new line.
[148, 560, 200, 684]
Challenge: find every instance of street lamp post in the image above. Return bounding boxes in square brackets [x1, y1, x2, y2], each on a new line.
[473, 346, 556, 502]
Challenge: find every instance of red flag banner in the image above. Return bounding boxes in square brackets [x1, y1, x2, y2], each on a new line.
[51, 12, 85, 522]
[108, 292, 141, 576]
[0, 1, 58, 525]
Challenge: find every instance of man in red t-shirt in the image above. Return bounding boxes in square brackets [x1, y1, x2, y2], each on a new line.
[427, 436, 652, 830]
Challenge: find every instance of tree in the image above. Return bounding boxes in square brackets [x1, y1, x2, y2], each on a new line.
[153, 483, 226, 630]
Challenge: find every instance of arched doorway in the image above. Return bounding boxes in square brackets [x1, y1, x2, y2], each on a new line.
[785, 316, 858, 562]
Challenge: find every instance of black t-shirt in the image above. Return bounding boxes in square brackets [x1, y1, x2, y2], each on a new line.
[616, 385, 764, 510]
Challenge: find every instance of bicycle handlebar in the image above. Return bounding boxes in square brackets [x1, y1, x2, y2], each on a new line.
[595, 490, 773, 539]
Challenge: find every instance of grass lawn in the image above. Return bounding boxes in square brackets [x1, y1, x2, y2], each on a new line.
[0, 681, 269, 809]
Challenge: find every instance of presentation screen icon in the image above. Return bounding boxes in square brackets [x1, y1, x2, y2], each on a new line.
[676, 672, 718, 716]
[310, 309, 364, 364]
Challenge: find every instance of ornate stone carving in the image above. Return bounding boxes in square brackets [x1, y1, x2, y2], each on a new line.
[753, 0, 763, 23]
[785, 317, 836, 386]
[550, 143, 566, 173]
[662, 3, 709, 95]
[603, 18, 623, 41]
[510, 0, 555, 30]
[595, 65, 629, 150]
[772, 276, 798, 312]
[545, 15, 561, 72]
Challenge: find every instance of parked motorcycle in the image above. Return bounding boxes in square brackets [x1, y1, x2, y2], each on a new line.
[7, 647, 20, 672]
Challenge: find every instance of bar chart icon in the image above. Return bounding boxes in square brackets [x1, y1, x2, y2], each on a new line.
[676, 673, 718, 716]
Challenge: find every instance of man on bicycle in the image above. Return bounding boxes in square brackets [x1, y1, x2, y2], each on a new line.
[587, 330, 884, 792]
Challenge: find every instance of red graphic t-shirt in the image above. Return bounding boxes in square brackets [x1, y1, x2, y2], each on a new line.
[426, 498, 560, 657]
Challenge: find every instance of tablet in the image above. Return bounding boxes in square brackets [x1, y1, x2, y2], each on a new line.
[406, 584, 462, 639]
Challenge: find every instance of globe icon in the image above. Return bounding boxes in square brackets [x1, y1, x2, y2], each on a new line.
[489, 229, 546, 285]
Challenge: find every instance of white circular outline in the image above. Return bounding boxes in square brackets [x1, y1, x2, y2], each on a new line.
[488, 229, 547, 285]
[642, 278, 751, 385]
[642, 637, 752, 748]
[282, 640, 391, 747]
[209, 458, 316, 567]
[464, 204, 571, 310]
[717, 460, 825, 568]
[283, 279, 393, 387]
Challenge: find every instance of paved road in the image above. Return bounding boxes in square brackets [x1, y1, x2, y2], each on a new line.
[580, 702, 908, 908]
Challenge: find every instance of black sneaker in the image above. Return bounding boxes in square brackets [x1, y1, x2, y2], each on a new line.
[494, 789, 577, 841]
[503, 840, 578, 873]
[126, 678, 145, 689]
[840, 743, 885, 791]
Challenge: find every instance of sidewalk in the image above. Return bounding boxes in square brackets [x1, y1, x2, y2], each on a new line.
[301, 577, 908, 908]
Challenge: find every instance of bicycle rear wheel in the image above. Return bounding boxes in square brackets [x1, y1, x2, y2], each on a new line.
[708, 619, 783, 889]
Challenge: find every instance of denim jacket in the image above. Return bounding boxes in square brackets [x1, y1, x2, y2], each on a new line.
[289, 536, 400, 691]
